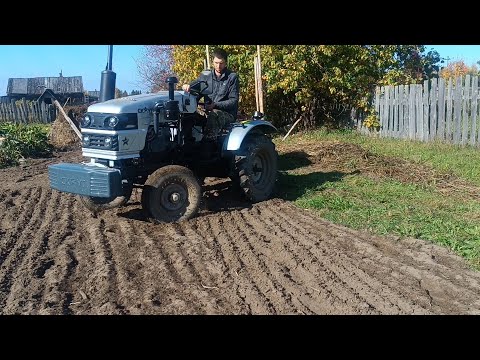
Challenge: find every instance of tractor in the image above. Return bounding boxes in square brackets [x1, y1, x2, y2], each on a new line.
[48, 73, 278, 223]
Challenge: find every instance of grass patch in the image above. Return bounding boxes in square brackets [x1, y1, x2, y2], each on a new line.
[276, 128, 480, 269]
[283, 128, 480, 187]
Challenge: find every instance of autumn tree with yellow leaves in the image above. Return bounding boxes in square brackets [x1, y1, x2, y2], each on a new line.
[138, 45, 442, 129]
[439, 60, 479, 80]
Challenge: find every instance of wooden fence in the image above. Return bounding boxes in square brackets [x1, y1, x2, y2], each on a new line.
[0, 100, 56, 124]
[365, 75, 480, 146]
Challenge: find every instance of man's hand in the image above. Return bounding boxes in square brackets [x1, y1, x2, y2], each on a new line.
[182, 84, 190, 92]
[205, 102, 215, 111]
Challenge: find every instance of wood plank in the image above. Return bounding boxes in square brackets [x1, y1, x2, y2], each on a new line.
[388, 85, 393, 136]
[462, 75, 470, 145]
[446, 78, 453, 142]
[472, 76, 479, 146]
[421, 80, 428, 141]
[429, 78, 438, 141]
[453, 76, 462, 144]
[379, 86, 385, 137]
[412, 84, 423, 140]
[0, 103, 5, 122]
[53, 100, 81, 139]
[398, 85, 404, 138]
[437, 77, 445, 141]
[408, 85, 415, 139]
[393, 86, 400, 139]
[374, 87, 380, 133]
[21, 99, 27, 124]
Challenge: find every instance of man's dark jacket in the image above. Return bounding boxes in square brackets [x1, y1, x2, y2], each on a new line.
[193, 68, 239, 118]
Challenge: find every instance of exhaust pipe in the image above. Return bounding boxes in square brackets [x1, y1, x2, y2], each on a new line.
[99, 45, 116, 102]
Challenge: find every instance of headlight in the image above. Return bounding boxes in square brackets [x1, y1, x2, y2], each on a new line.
[82, 135, 90, 146]
[82, 115, 92, 127]
[107, 116, 119, 128]
[104, 137, 112, 148]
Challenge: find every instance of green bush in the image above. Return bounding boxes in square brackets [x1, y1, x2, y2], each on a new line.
[0, 122, 53, 168]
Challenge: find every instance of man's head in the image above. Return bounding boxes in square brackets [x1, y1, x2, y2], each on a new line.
[212, 48, 228, 75]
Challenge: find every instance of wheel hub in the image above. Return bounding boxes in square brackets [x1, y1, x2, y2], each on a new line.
[170, 192, 180, 203]
[161, 184, 187, 211]
[252, 155, 264, 183]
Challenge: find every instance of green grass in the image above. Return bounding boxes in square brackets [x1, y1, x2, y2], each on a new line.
[276, 129, 480, 269]
[284, 128, 480, 187]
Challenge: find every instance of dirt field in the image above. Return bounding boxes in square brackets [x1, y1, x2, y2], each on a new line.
[1, 143, 480, 315]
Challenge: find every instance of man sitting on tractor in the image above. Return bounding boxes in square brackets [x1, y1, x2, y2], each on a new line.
[182, 47, 240, 140]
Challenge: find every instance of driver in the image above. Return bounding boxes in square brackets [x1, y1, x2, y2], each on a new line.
[182, 48, 239, 140]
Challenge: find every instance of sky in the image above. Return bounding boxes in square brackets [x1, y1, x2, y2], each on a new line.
[1, 45, 480, 97]
[427, 45, 480, 66]
[0, 45, 146, 96]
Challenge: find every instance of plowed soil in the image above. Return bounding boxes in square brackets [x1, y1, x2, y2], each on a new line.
[1, 143, 480, 315]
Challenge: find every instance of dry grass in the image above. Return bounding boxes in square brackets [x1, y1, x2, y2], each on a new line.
[48, 104, 87, 150]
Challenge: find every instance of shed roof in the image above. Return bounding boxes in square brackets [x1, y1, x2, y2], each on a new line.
[7, 76, 84, 95]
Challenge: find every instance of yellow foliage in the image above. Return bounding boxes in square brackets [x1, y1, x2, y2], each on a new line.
[439, 60, 478, 80]
[363, 112, 380, 130]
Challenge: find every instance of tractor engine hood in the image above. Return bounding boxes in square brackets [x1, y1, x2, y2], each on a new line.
[87, 91, 197, 114]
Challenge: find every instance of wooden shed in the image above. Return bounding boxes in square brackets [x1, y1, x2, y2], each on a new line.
[3, 72, 86, 104]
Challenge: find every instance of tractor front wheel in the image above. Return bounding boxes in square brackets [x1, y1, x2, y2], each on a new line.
[79, 185, 133, 213]
[141, 165, 202, 223]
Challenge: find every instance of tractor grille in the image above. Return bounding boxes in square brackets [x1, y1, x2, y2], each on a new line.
[83, 134, 119, 151]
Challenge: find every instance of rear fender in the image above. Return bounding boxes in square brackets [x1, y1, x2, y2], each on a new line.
[223, 120, 277, 151]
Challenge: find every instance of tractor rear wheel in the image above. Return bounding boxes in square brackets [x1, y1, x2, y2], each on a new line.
[234, 134, 277, 202]
[141, 165, 202, 223]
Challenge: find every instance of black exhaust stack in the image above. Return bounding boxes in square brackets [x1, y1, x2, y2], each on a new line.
[164, 77, 179, 121]
[164, 77, 181, 144]
[99, 45, 116, 102]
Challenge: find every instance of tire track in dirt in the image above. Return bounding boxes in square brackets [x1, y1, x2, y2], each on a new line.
[200, 214, 277, 314]
[152, 223, 224, 314]
[36, 195, 80, 315]
[0, 187, 48, 311]
[189, 215, 252, 314]
[132, 222, 207, 314]
[1, 190, 80, 314]
[80, 216, 127, 314]
[284, 209, 437, 310]
[176, 220, 243, 314]
[246, 203, 393, 314]
[0, 188, 34, 263]
[273, 200, 480, 314]
[235, 207, 356, 314]
[225, 210, 302, 314]
[258, 201, 428, 314]
[98, 218, 148, 314]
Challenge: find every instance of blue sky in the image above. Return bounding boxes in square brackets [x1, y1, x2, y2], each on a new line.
[1, 45, 480, 97]
[0, 45, 145, 96]
[427, 45, 480, 66]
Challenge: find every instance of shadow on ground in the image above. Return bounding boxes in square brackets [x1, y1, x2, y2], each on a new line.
[278, 151, 312, 171]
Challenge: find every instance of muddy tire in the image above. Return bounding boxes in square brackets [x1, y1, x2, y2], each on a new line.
[141, 165, 202, 223]
[79, 185, 133, 213]
[234, 134, 277, 202]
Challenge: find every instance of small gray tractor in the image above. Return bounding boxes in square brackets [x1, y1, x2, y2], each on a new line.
[48, 74, 278, 223]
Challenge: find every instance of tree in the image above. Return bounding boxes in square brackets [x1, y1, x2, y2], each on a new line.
[137, 45, 174, 92]
[380, 46, 443, 85]
[439, 60, 479, 80]
[141, 45, 444, 129]
[115, 88, 127, 99]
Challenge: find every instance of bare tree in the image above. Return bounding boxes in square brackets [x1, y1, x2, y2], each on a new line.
[136, 45, 174, 92]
